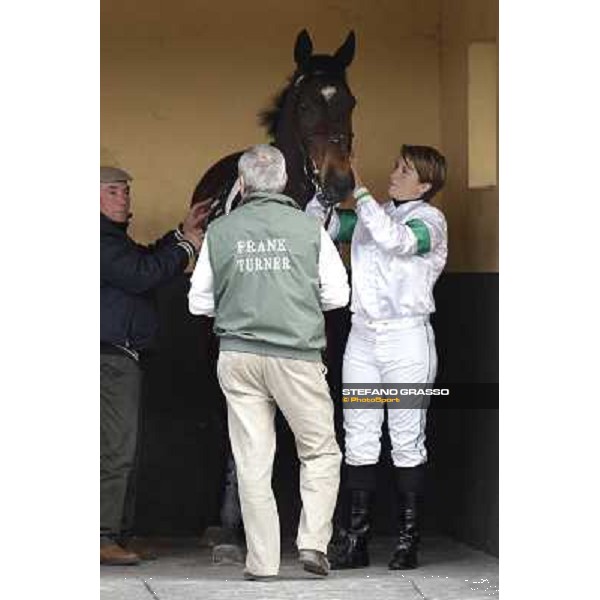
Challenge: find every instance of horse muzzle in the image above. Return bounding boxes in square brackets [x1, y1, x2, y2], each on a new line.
[320, 169, 355, 206]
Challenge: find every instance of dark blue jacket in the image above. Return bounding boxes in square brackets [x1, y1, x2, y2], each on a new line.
[100, 213, 193, 351]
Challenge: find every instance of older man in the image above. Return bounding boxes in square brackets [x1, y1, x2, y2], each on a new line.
[100, 166, 208, 565]
[189, 145, 349, 579]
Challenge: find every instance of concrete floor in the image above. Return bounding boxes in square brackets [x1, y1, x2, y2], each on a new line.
[101, 535, 498, 599]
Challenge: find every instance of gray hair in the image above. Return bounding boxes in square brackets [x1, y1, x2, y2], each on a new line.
[238, 144, 288, 196]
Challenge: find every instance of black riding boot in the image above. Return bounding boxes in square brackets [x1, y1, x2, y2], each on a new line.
[388, 465, 425, 570]
[330, 465, 376, 570]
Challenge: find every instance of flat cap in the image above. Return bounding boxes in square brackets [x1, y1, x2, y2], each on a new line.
[100, 166, 133, 183]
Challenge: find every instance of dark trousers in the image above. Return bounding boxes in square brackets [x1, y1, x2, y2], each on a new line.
[100, 353, 142, 541]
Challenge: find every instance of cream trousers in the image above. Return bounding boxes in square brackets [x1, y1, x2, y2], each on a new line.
[217, 350, 341, 576]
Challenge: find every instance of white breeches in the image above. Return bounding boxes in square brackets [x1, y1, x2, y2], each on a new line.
[342, 316, 437, 468]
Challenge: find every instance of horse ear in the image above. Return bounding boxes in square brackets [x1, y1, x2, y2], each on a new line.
[294, 29, 313, 67]
[333, 31, 356, 68]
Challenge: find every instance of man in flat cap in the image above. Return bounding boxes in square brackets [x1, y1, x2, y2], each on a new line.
[100, 166, 208, 565]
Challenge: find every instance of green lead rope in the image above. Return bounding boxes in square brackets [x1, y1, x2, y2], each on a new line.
[336, 209, 358, 243]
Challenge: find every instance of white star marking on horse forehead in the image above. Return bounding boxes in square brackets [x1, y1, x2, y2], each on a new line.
[321, 86, 337, 102]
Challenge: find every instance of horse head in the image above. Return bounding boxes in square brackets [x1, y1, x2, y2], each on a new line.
[193, 31, 358, 217]
[261, 30, 357, 208]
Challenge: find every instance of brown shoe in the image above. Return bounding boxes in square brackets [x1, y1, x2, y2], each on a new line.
[122, 538, 158, 561]
[100, 542, 141, 566]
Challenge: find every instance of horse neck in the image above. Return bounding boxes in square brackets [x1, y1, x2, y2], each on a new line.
[273, 95, 314, 208]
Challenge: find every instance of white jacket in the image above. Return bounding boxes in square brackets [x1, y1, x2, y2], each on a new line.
[305, 188, 447, 320]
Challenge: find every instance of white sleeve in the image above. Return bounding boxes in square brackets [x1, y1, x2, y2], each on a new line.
[354, 187, 444, 256]
[318, 228, 350, 311]
[188, 233, 215, 317]
[305, 195, 341, 240]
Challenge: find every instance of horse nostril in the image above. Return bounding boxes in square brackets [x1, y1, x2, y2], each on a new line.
[323, 170, 356, 204]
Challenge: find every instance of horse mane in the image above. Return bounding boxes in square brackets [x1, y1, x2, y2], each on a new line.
[258, 80, 293, 139]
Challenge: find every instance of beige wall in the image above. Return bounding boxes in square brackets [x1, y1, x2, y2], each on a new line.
[439, 0, 498, 271]
[101, 0, 498, 272]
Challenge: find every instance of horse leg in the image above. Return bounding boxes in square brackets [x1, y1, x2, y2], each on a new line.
[325, 306, 352, 538]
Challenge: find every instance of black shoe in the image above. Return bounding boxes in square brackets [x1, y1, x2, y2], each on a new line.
[299, 549, 330, 576]
[329, 489, 371, 570]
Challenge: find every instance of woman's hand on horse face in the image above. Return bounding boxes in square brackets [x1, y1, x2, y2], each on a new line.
[350, 158, 383, 205]
[182, 202, 211, 235]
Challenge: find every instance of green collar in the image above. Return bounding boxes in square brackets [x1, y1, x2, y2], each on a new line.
[242, 191, 300, 210]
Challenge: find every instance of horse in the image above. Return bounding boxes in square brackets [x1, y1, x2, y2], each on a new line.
[190, 29, 357, 217]
[190, 29, 357, 559]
